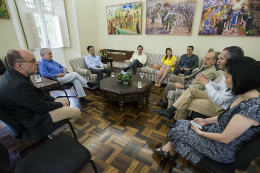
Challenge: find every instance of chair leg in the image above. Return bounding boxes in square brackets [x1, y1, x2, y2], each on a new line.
[89, 160, 98, 173]
[68, 122, 78, 141]
[168, 153, 179, 173]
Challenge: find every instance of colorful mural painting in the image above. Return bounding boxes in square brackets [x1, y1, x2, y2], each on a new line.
[199, 0, 260, 36]
[0, 0, 10, 19]
[106, 2, 142, 35]
[146, 0, 197, 35]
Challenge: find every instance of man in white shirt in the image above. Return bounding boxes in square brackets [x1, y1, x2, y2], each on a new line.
[122, 45, 147, 75]
[152, 46, 244, 126]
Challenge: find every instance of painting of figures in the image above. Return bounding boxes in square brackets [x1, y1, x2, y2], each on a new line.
[0, 0, 10, 19]
[146, 0, 197, 35]
[199, 0, 260, 36]
[106, 2, 142, 35]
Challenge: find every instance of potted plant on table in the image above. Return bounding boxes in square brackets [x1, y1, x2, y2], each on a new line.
[121, 74, 131, 85]
[117, 73, 124, 82]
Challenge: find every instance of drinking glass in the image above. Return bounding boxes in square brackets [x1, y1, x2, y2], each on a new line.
[111, 72, 115, 77]
[34, 74, 42, 83]
[140, 72, 144, 78]
[138, 81, 142, 88]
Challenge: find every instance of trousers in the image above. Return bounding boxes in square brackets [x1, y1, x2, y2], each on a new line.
[162, 75, 186, 103]
[90, 68, 113, 81]
[56, 72, 87, 98]
[173, 68, 192, 76]
[173, 88, 225, 121]
[128, 59, 143, 75]
[49, 98, 81, 123]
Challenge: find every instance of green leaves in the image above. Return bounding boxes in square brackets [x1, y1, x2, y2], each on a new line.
[117, 73, 124, 80]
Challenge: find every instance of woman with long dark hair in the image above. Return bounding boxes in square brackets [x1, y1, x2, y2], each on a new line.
[155, 48, 177, 87]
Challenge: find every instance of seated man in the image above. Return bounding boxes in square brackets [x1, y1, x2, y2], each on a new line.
[122, 45, 147, 75]
[157, 51, 218, 107]
[85, 46, 113, 81]
[0, 49, 81, 140]
[38, 48, 98, 103]
[172, 46, 199, 76]
[153, 46, 244, 127]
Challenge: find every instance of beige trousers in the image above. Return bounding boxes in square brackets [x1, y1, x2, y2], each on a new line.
[48, 98, 81, 123]
[162, 75, 186, 103]
[173, 88, 225, 121]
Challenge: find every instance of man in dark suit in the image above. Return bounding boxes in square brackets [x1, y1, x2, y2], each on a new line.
[173, 46, 199, 76]
[0, 49, 81, 141]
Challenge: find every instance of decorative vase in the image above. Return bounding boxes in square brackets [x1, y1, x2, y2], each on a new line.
[123, 82, 128, 85]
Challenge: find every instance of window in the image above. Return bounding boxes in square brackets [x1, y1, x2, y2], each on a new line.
[16, 0, 70, 50]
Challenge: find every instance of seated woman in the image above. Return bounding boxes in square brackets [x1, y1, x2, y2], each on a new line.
[153, 56, 260, 165]
[155, 48, 177, 87]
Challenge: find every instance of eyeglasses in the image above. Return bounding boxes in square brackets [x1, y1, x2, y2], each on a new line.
[137, 49, 143, 51]
[19, 59, 37, 63]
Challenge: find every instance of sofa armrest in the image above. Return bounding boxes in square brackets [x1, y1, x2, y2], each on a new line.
[192, 68, 199, 74]
[124, 60, 131, 66]
[103, 64, 109, 68]
[75, 69, 91, 76]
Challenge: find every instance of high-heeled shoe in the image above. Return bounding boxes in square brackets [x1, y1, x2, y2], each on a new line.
[152, 147, 170, 160]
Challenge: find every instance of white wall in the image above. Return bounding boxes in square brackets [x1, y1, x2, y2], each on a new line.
[96, 0, 260, 60]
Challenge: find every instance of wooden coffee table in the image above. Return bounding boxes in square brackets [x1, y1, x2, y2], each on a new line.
[100, 75, 153, 111]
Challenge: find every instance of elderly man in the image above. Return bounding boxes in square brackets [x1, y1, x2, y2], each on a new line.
[122, 45, 147, 75]
[172, 46, 199, 76]
[38, 48, 98, 103]
[157, 51, 219, 107]
[153, 46, 244, 127]
[0, 49, 81, 140]
[85, 46, 114, 81]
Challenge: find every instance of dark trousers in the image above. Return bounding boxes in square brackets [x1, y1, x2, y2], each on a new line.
[90, 68, 113, 81]
[128, 59, 143, 75]
[173, 68, 192, 76]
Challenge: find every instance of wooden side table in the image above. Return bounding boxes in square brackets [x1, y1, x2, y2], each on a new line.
[101, 57, 113, 67]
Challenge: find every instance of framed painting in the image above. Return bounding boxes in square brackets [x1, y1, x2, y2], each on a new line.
[0, 0, 10, 19]
[106, 2, 142, 35]
[146, 0, 197, 35]
[198, 0, 260, 36]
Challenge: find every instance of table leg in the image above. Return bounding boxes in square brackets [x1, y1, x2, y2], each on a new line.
[119, 102, 124, 111]
[138, 100, 143, 108]
[146, 95, 150, 104]
[104, 98, 109, 105]
[110, 62, 113, 68]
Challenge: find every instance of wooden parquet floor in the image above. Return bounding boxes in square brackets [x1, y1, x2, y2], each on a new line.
[1, 82, 260, 173]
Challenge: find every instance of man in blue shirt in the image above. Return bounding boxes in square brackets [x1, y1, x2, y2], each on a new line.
[38, 48, 98, 103]
[173, 46, 199, 76]
[85, 46, 113, 81]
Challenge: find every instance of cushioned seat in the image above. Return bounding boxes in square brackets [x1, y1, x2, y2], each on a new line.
[15, 134, 97, 173]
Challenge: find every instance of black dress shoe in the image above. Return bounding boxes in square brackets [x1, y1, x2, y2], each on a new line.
[122, 67, 129, 72]
[87, 81, 99, 88]
[79, 97, 92, 103]
[152, 147, 170, 160]
[152, 108, 173, 120]
[166, 121, 176, 128]
[157, 101, 168, 107]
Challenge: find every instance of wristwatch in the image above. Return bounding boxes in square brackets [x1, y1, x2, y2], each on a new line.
[201, 131, 204, 137]
[188, 68, 190, 71]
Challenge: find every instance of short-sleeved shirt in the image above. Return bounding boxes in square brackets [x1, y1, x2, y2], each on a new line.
[161, 56, 177, 72]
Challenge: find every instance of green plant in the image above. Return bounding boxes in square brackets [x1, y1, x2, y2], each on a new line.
[125, 72, 132, 79]
[121, 74, 131, 82]
[117, 73, 124, 80]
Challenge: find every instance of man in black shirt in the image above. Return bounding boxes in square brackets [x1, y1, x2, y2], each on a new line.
[173, 46, 199, 76]
[0, 49, 81, 140]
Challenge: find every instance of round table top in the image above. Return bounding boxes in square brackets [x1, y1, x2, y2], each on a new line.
[100, 75, 153, 94]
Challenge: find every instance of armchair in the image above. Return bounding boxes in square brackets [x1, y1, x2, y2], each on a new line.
[69, 56, 110, 89]
[0, 108, 77, 159]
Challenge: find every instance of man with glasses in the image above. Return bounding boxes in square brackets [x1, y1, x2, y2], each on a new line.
[38, 48, 99, 103]
[173, 46, 199, 76]
[122, 45, 147, 75]
[0, 49, 81, 140]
